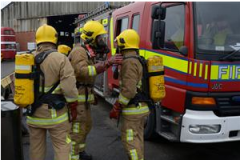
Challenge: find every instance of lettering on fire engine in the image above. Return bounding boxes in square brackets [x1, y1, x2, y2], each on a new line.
[212, 83, 222, 90]
[218, 65, 240, 80]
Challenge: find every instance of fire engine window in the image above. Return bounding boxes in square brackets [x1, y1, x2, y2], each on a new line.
[164, 4, 185, 50]
[132, 14, 140, 33]
[116, 17, 129, 37]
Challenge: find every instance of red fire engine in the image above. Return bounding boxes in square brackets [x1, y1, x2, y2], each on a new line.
[75, 2, 240, 143]
[1, 27, 17, 60]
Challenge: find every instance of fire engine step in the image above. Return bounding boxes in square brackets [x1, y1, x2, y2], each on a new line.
[93, 87, 104, 97]
[160, 115, 179, 125]
[159, 132, 178, 141]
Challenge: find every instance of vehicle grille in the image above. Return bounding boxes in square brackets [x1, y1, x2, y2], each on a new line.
[214, 95, 240, 117]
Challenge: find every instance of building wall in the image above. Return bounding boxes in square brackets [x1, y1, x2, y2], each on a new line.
[1, 2, 130, 31]
[16, 32, 35, 51]
[1, 2, 131, 51]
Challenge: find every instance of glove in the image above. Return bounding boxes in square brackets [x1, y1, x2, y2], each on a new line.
[109, 101, 122, 119]
[94, 61, 106, 74]
[106, 54, 123, 66]
[68, 101, 78, 121]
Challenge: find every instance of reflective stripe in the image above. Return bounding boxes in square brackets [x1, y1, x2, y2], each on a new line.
[73, 122, 80, 133]
[51, 109, 57, 118]
[119, 93, 130, 105]
[71, 141, 76, 153]
[65, 97, 78, 103]
[199, 63, 203, 78]
[130, 149, 138, 160]
[27, 112, 68, 125]
[122, 106, 149, 116]
[79, 143, 86, 149]
[189, 61, 192, 74]
[137, 80, 142, 89]
[66, 134, 71, 144]
[52, 85, 61, 94]
[40, 85, 61, 93]
[88, 66, 97, 76]
[78, 94, 94, 102]
[126, 129, 134, 142]
[15, 65, 31, 71]
[205, 64, 209, 80]
[194, 62, 197, 77]
[71, 155, 79, 160]
[71, 141, 79, 160]
[110, 17, 116, 55]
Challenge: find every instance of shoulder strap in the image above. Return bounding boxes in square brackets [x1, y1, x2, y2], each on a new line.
[35, 49, 57, 65]
[29, 49, 58, 115]
[34, 49, 57, 95]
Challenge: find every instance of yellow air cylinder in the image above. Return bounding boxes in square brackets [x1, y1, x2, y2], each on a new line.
[147, 56, 165, 102]
[14, 54, 35, 107]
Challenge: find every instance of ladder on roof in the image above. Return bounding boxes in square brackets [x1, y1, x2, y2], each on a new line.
[74, 2, 120, 24]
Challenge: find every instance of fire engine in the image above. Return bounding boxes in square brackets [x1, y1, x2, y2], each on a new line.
[1, 27, 17, 60]
[75, 2, 240, 143]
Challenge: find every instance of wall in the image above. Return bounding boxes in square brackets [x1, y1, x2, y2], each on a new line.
[16, 32, 35, 51]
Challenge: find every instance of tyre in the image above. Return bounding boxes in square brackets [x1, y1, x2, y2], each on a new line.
[144, 108, 157, 140]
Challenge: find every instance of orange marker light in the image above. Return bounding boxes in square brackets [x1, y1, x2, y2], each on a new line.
[192, 97, 216, 105]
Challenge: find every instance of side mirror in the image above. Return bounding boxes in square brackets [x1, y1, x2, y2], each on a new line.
[151, 5, 166, 20]
[152, 20, 165, 49]
[179, 46, 188, 56]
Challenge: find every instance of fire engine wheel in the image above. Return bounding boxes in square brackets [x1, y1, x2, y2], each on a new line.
[144, 107, 156, 140]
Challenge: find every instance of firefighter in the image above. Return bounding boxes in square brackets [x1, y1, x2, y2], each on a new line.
[58, 44, 72, 56]
[109, 29, 150, 160]
[68, 21, 122, 160]
[27, 24, 79, 160]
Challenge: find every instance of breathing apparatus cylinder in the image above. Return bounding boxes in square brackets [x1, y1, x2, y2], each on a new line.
[147, 56, 165, 102]
[14, 54, 35, 107]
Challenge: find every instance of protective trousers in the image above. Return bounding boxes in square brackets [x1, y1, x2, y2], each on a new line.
[28, 120, 71, 160]
[121, 112, 149, 160]
[70, 103, 92, 160]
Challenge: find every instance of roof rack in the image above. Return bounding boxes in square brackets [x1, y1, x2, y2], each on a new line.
[74, 2, 120, 24]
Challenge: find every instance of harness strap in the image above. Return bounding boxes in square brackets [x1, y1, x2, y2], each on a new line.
[28, 49, 61, 116]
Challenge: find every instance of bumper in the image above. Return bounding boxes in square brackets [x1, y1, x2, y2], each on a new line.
[180, 109, 240, 143]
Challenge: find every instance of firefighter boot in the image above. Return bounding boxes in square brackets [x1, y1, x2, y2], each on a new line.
[79, 151, 92, 160]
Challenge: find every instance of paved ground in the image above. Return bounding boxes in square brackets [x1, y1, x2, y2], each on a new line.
[22, 98, 240, 160]
[1, 60, 15, 78]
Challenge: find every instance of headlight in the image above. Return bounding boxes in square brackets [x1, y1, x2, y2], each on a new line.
[189, 124, 221, 134]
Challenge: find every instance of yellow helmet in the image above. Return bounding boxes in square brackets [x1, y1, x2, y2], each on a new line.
[80, 21, 107, 43]
[115, 29, 140, 50]
[36, 24, 58, 45]
[57, 45, 71, 56]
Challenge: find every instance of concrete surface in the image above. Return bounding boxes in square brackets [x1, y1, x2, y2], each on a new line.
[1, 60, 15, 78]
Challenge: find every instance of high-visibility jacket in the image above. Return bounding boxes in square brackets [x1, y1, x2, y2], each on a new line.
[27, 43, 78, 126]
[68, 43, 96, 104]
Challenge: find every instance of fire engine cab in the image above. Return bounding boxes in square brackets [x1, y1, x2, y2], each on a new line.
[74, 2, 240, 143]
